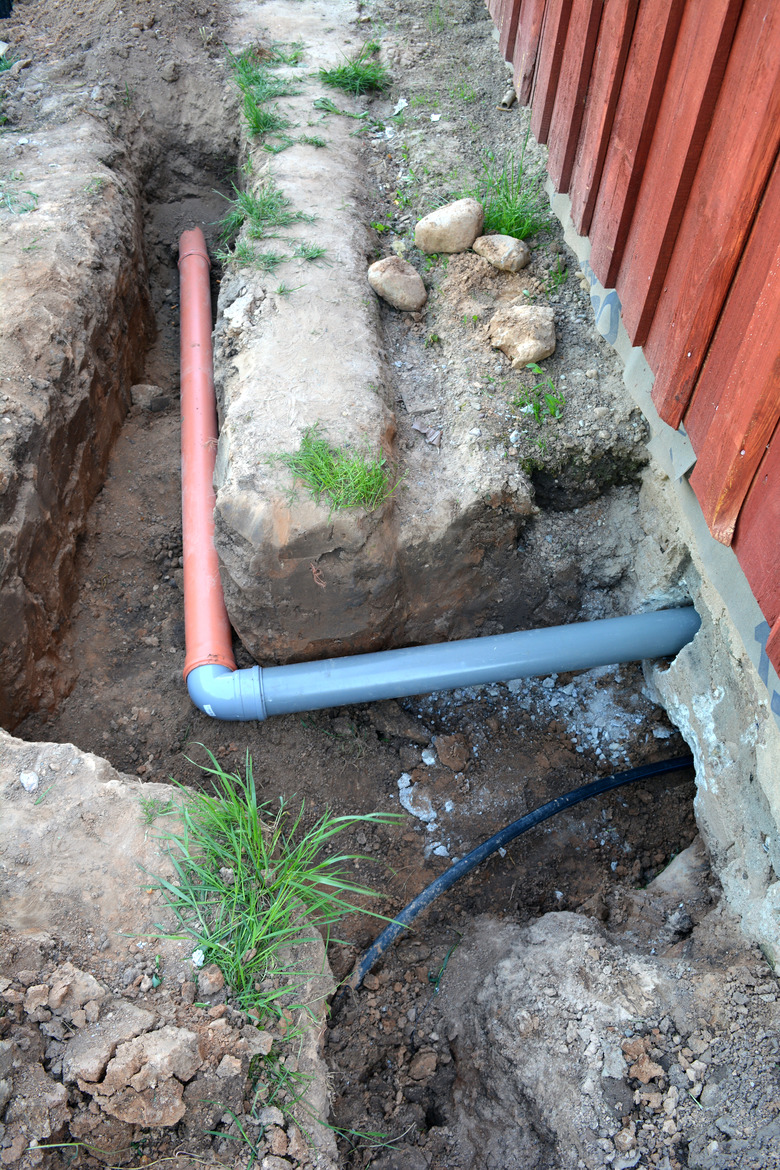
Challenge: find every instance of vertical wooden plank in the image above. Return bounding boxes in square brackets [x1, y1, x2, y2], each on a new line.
[569, 0, 639, 237]
[687, 262, 780, 544]
[648, 0, 780, 429]
[512, 0, 548, 106]
[588, 0, 685, 289]
[684, 150, 780, 515]
[546, 0, 604, 193]
[529, 0, 573, 145]
[498, 0, 522, 62]
[733, 422, 780, 632]
[616, 0, 743, 346]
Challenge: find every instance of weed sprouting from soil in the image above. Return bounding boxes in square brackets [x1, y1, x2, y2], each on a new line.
[243, 92, 289, 139]
[294, 240, 329, 263]
[462, 133, 551, 239]
[0, 172, 38, 214]
[298, 133, 327, 147]
[229, 47, 301, 100]
[266, 41, 306, 67]
[214, 241, 286, 271]
[263, 134, 297, 155]
[272, 425, 403, 515]
[319, 41, 390, 96]
[147, 750, 399, 1020]
[512, 362, 565, 423]
[218, 181, 309, 244]
[139, 794, 176, 824]
[545, 255, 568, 292]
[312, 95, 370, 120]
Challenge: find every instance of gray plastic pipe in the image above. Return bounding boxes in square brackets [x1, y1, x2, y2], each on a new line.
[186, 608, 700, 721]
[179, 228, 700, 723]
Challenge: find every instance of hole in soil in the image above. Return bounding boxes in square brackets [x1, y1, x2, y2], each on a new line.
[7, 0, 698, 957]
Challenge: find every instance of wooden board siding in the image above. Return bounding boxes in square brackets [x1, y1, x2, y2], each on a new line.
[647, 0, 780, 429]
[568, 0, 638, 236]
[498, 0, 522, 61]
[587, 0, 684, 289]
[616, 0, 742, 346]
[493, 0, 780, 672]
[686, 153, 780, 544]
[546, 0, 603, 193]
[734, 424, 780, 628]
[512, 0, 548, 106]
[529, 0, 573, 144]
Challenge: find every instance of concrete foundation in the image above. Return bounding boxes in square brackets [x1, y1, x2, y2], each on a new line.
[548, 184, 780, 963]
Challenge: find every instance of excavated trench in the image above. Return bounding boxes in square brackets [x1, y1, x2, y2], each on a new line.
[0, 1, 707, 1165]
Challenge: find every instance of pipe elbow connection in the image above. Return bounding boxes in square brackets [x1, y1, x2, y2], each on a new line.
[186, 664, 267, 721]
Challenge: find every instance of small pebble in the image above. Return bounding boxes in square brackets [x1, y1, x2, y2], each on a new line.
[20, 771, 39, 792]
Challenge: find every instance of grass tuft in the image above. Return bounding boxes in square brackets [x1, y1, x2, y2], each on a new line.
[265, 41, 306, 67]
[263, 135, 297, 155]
[229, 48, 300, 100]
[462, 133, 551, 240]
[148, 750, 399, 1019]
[214, 241, 286, 272]
[319, 41, 389, 97]
[218, 181, 310, 244]
[293, 240, 329, 263]
[243, 92, 289, 139]
[0, 172, 38, 215]
[273, 424, 403, 514]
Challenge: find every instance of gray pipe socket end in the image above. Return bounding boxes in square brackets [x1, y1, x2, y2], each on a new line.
[187, 663, 267, 721]
[186, 608, 700, 723]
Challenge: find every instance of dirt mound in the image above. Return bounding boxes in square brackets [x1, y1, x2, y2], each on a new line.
[0, 730, 336, 1169]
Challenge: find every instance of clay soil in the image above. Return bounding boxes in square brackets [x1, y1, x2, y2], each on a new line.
[4, 0, 773, 1168]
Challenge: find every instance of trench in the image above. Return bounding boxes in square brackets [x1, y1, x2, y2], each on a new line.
[2, 1, 702, 1163]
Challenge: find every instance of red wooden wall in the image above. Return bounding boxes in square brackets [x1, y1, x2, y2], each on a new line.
[489, 0, 780, 677]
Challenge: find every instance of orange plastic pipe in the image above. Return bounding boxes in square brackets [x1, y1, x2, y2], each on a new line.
[179, 227, 236, 679]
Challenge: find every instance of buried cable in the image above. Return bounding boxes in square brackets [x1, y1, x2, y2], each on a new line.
[344, 754, 694, 990]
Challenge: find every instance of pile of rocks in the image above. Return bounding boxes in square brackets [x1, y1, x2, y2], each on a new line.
[0, 946, 327, 1168]
[0, 733, 337, 1169]
[367, 198, 555, 366]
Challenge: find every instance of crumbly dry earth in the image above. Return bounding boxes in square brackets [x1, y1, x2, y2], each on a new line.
[2, 0, 779, 1168]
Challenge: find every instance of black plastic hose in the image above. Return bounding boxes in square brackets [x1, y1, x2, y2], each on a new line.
[346, 754, 694, 989]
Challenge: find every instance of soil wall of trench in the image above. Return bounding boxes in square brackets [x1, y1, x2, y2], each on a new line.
[0, 0, 238, 729]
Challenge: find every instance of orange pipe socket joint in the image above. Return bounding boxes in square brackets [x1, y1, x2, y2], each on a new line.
[178, 227, 236, 680]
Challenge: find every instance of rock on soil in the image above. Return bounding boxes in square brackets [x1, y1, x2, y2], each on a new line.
[398, 837, 780, 1170]
[368, 256, 428, 311]
[488, 303, 557, 366]
[473, 233, 531, 272]
[414, 198, 485, 254]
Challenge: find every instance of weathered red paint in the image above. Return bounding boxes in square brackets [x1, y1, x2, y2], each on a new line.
[616, 0, 742, 346]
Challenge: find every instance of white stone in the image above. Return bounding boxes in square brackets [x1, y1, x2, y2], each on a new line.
[367, 256, 427, 311]
[20, 771, 39, 792]
[473, 234, 531, 272]
[415, 198, 484, 254]
[488, 305, 556, 367]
